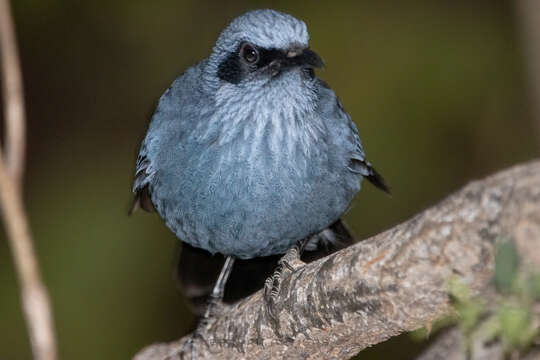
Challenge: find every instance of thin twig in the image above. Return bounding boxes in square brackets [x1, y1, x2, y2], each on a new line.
[0, 156, 57, 360]
[0, 0, 26, 182]
[0, 0, 57, 359]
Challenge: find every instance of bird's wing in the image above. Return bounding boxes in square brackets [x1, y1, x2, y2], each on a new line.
[347, 142, 390, 194]
[129, 142, 156, 214]
[317, 79, 390, 194]
[129, 67, 203, 215]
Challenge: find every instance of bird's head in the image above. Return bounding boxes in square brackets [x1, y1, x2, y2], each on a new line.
[205, 10, 323, 90]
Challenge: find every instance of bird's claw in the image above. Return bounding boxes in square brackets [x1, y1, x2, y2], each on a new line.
[163, 300, 222, 360]
[163, 328, 212, 360]
[264, 266, 283, 320]
[264, 247, 305, 320]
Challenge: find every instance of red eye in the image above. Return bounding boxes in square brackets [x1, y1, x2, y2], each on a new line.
[240, 43, 259, 64]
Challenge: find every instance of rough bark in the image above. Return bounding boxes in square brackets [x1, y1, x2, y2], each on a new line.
[134, 160, 540, 360]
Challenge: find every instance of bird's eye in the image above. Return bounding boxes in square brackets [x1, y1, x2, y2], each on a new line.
[303, 67, 315, 79]
[240, 43, 259, 64]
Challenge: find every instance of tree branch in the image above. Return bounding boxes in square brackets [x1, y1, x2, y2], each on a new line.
[134, 160, 540, 360]
[0, 1, 57, 359]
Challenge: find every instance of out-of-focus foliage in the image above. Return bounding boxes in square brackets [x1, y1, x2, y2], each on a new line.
[447, 239, 540, 356]
[0, 1, 538, 359]
[448, 277, 484, 340]
[528, 273, 540, 300]
[494, 238, 520, 293]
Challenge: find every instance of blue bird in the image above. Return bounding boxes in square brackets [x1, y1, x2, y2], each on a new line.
[131, 8, 388, 352]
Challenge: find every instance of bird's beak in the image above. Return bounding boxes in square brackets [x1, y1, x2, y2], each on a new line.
[285, 48, 324, 69]
[267, 47, 324, 78]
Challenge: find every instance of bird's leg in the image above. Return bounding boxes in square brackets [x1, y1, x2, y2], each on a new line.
[264, 237, 310, 320]
[167, 256, 235, 360]
[202, 255, 235, 324]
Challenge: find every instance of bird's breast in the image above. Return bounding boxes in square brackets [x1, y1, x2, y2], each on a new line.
[151, 91, 358, 257]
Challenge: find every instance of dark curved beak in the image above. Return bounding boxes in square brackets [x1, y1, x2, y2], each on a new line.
[285, 48, 324, 69]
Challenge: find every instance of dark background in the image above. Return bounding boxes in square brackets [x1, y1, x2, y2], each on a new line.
[1, 1, 539, 359]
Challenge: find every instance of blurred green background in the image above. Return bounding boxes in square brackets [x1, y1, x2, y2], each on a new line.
[1, 0, 539, 359]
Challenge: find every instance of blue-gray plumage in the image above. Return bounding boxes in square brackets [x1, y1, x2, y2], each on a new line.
[132, 9, 388, 260]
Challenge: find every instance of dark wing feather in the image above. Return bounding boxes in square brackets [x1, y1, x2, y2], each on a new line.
[349, 157, 390, 195]
[129, 183, 155, 215]
[129, 149, 156, 215]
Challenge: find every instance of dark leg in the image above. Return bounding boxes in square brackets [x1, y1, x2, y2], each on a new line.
[204, 256, 235, 318]
[264, 237, 310, 319]
[167, 256, 235, 360]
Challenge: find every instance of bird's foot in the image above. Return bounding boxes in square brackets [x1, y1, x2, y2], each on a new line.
[264, 245, 305, 320]
[164, 256, 235, 359]
[163, 298, 224, 360]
